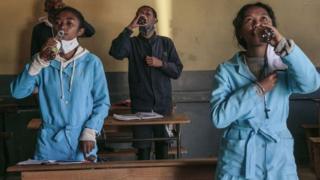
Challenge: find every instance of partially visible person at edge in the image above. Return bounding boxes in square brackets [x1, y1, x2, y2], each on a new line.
[210, 2, 320, 179]
[30, 0, 95, 57]
[11, 7, 110, 161]
[109, 5, 183, 160]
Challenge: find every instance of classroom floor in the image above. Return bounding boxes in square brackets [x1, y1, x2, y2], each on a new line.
[1, 166, 317, 180]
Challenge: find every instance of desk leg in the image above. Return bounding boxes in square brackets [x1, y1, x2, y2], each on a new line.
[317, 103, 320, 136]
[176, 124, 181, 159]
[102, 128, 108, 150]
[1, 112, 9, 180]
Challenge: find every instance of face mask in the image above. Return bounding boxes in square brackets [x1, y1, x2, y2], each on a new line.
[60, 38, 79, 54]
[139, 24, 155, 37]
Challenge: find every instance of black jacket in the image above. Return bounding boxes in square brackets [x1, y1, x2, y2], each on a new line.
[30, 22, 53, 57]
[109, 28, 183, 115]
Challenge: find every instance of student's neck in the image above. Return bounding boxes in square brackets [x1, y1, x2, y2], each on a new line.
[142, 30, 155, 39]
[245, 44, 267, 58]
[60, 47, 78, 60]
[48, 14, 55, 24]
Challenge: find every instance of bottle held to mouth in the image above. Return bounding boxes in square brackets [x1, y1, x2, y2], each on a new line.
[51, 30, 64, 54]
[48, 30, 64, 60]
[137, 16, 147, 26]
[255, 26, 274, 43]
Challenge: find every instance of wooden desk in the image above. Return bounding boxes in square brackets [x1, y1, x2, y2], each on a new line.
[105, 114, 190, 126]
[7, 158, 217, 180]
[0, 96, 38, 178]
[28, 114, 190, 128]
[292, 97, 320, 172]
[105, 114, 190, 159]
[291, 97, 320, 131]
[28, 114, 190, 158]
[301, 124, 320, 169]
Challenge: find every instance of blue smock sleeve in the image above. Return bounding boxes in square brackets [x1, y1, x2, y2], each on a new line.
[282, 45, 320, 93]
[10, 64, 38, 99]
[210, 64, 264, 128]
[84, 59, 110, 133]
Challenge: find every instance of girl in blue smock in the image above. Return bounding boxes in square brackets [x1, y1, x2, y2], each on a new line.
[11, 7, 110, 161]
[210, 2, 320, 180]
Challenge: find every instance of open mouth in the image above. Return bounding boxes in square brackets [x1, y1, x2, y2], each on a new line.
[251, 30, 257, 37]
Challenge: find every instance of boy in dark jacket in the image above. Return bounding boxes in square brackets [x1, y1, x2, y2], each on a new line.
[109, 5, 183, 160]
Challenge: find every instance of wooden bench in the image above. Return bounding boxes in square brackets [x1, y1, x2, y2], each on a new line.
[0, 132, 13, 178]
[310, 137, 320, 179]
[98, 146, 188, 159]
[302, 124, 320, 170]
[7, 158, 218, 180]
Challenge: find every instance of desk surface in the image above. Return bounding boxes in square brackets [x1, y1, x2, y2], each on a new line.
[8, 158, 217, 180]
[310, 137, 320, 143]
[7, 158, 217, 172]
[290, 97, 320, 102]
[28, 114, 190, 130]
[105, 114, 190, 126]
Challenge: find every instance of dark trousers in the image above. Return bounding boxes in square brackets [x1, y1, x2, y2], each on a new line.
[133, 125, 169, 160]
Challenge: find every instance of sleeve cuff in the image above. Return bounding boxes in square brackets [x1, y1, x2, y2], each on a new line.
[161, 61, 168, 69]
[124, 27, 134, 36]
[274, 38, 295, 57]
[254, 83, 265, 96]
[79, 128, 96, 142]
[28, 53, 50, 76]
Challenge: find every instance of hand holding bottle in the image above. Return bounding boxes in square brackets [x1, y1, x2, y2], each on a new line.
[254, 24, 284, 46]
[127, 14, 147, 30]
[39, 31, 64, 61]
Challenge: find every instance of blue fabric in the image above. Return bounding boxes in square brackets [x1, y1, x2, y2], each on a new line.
[11, 52, 110, 161]
[210, 45, 320, 179]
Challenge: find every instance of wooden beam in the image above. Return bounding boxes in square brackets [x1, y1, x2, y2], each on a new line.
[8, 158, 216, 172]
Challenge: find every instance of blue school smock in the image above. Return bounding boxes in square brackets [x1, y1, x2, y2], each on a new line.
[210, 45, 320, 179]
[11, 51, 110, 161]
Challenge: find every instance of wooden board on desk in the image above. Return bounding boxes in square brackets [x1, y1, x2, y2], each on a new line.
[28, 114, 190, 130]
[105, 114, 190, 126]
[8, 158, 217, 180]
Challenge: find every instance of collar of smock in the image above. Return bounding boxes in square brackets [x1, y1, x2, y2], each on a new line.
[49, 47, 89, 76]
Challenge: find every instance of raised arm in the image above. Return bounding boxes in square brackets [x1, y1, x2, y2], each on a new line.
[282, 44, 320, 94]
[109, 28, 133, 60]
[261, 24, 320, 94]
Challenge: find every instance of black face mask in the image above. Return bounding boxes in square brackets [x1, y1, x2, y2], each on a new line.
[139, 24, 155, 37]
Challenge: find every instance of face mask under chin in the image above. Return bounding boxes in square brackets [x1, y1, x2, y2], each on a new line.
[60, 38, 79, 54]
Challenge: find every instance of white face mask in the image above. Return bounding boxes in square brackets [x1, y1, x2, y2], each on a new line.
[60, 38, 79, 54]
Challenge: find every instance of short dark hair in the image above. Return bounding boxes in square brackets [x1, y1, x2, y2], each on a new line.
[136, 5, 157, 19]
[233, 2, 277, 49]
[45, 0, 64, 12]
[55, 6, 95, 37]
